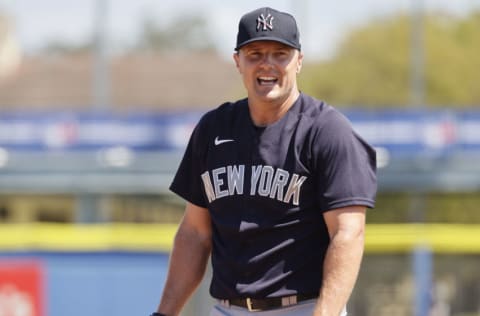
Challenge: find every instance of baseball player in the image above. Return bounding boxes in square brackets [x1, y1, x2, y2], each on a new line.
[150, 7, 376, 316]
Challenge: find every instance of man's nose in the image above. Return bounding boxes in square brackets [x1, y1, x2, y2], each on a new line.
[259, 54, 274, 68]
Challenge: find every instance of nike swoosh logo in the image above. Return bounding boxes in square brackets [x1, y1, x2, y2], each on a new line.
[214, 136, 234, 146]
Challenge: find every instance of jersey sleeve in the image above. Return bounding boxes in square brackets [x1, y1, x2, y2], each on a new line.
[169, 115, 210, 208]
[313, 109, 377, 212]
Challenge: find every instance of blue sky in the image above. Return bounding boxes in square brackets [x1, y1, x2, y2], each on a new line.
[0, 0, 479, 60]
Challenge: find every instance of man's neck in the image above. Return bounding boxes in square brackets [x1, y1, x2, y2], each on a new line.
[248, 90, 300, 127]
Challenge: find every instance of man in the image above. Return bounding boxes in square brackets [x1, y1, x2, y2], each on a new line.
[150, 7, 376, 316]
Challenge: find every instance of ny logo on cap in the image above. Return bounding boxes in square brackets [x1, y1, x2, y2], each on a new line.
[256, 13, 274, 31]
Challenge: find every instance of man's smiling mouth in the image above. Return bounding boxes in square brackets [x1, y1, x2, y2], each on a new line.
[257, 76, 278, 85]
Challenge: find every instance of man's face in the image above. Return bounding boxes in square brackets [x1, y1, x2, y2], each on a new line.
[233, 41, 303, 104]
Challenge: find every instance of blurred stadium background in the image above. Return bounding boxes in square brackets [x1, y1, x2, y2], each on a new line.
[0, 0, 480, 315]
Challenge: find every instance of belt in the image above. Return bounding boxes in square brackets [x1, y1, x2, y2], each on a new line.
[219, 293, 318, 312]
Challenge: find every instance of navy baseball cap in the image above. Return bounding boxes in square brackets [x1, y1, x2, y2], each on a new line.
[235, 7, 301, 51]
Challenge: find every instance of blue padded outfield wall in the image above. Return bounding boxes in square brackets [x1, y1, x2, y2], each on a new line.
[0, 252, 169, 316]
[2, 224, 480, 316]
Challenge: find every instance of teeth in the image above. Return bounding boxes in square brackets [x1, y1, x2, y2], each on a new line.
[258, 76, 277, 85]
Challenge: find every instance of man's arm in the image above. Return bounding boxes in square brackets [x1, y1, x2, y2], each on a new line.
[313, 205, 366, 316]
[155, 202, 212, 316]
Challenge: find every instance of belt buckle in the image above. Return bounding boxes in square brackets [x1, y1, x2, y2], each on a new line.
[246, 298, 260, 312]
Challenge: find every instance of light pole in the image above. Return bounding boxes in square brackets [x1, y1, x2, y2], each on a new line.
[93, 0, 110, 111]
[410, 0, 425, 107]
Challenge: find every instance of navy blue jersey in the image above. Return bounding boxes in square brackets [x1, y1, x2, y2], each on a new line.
[170, 93, 377, 299]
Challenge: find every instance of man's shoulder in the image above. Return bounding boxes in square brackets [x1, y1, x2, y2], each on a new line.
[201, 98, 248, 122]
[298, 93, 340, 120]
[298, 93, 354, 133]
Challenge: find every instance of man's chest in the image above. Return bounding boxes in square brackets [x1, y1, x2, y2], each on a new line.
[201, 128, 312, 206]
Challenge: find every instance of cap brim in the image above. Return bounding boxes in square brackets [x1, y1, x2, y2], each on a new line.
[235, 37, 301, 51]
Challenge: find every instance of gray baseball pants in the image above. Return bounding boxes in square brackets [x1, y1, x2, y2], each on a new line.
[210, 300, 347, 316]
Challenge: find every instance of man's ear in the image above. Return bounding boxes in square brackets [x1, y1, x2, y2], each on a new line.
[233, 53, 241, 73]
[296, 51, 304, 74]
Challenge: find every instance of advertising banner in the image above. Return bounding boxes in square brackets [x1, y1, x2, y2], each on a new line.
[0, 110, 479, 155]
[0, 261, 44, 316]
